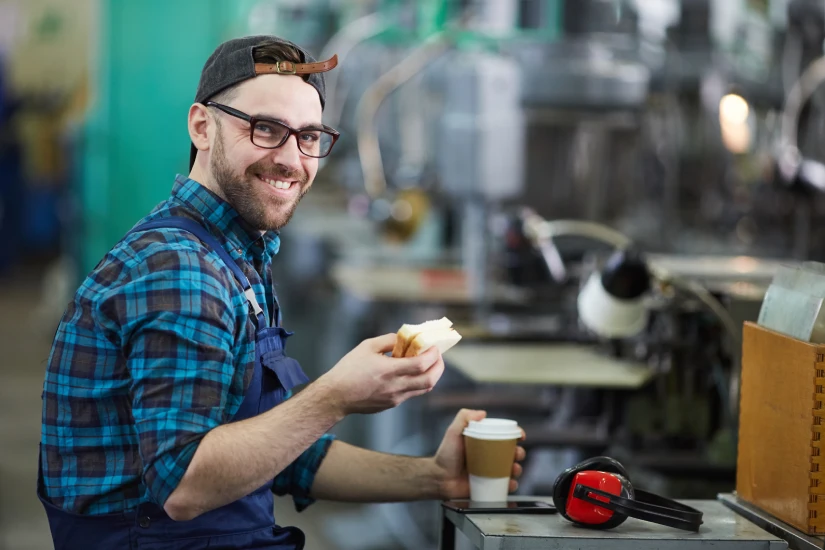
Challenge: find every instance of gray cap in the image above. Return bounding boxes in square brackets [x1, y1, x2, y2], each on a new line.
[190, 35, 338, 169]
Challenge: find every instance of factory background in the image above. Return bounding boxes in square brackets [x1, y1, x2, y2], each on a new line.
[0, 0, 821, 548]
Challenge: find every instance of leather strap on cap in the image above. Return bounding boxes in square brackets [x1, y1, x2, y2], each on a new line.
[255, 54, 338, 76]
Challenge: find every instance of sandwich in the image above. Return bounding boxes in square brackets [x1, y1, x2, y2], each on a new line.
[391, 317, 462, 358]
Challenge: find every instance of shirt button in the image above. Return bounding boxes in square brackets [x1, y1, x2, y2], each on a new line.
[139, 516, 151, 528]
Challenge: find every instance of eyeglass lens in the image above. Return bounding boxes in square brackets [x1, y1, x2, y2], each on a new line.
[251, 120, 334, 157]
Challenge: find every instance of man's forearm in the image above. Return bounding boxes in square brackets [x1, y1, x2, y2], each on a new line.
[164, 381, 343, 520]
[309, 441, 446, 502]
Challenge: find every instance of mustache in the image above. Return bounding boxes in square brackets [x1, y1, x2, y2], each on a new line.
[246, 161, 308, 184]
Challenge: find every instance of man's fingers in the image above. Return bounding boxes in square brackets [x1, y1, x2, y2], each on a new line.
[401, 357, 445, 392]
[511, 462, 523, 479]
[508, 479, 519, 493]
[393, 361, 445, 403]
[515, 446, 526, 462]
[448, 406, 487, 436]
[367, 333, 398, 354]
[389, 346, 440, 376]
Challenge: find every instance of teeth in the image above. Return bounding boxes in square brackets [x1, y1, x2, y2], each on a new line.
[263, 178, 292, 190]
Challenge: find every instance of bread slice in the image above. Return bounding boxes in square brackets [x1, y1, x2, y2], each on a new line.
[403, 327, 462, 357]
[391, 317, 453, 358]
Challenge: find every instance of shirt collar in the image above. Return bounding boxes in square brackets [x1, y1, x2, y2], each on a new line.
[171, 174, 280, 260]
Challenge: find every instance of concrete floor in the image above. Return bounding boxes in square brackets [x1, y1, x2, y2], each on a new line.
[0, 266, 425, 550]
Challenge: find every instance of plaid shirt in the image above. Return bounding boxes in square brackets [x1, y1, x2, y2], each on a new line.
[40, 175, 334, 515]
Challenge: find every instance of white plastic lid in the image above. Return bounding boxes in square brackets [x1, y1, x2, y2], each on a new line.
[462, 418, 522, 440]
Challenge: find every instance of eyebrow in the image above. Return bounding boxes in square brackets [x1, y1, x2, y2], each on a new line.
[252, 112, 325, 130]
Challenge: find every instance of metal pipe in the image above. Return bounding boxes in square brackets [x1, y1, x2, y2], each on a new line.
[519, 208, 634, 250]
[519, 208, 633, 283]
[318, 11, 392, 130]
[780, 54, 825, 156]
[355, 34, 452, 199]
[462, 198, 492, 324]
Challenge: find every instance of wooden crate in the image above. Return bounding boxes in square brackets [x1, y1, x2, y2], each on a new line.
[736, 321, 825, 534]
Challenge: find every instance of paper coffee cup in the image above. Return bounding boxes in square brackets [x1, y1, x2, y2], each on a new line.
[463, 419, 521, 502]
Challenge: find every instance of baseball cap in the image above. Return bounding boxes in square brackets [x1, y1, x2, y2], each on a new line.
[189, 35, 338, 170]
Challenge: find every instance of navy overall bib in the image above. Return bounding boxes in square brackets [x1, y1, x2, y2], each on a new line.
[38, 216, 311, 549]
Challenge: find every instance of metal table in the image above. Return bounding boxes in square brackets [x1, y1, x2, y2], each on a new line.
[438, 497, 788, 550]
[718, 493, 824, 550]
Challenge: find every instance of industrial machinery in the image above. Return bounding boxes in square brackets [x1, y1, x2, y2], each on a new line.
[280, 1, 825, 547]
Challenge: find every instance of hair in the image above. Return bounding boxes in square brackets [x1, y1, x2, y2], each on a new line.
[210, 40, 307, 105]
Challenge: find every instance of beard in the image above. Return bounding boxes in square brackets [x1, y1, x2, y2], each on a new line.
[209, 128, 310, 232]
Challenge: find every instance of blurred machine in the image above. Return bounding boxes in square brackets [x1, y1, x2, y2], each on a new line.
[285, 1, 825, 545]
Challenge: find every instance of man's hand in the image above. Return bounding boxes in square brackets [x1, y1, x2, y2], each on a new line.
[317, 334, 445, 416]
[432, 409, 527, 500]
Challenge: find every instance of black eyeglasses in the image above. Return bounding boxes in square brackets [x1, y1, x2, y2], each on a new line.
[205, 101, 340, 158]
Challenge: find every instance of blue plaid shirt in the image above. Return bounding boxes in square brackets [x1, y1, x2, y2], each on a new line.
[40, 175, 334, 515]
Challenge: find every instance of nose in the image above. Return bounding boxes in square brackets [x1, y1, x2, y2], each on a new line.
[271, 134, 303, 173]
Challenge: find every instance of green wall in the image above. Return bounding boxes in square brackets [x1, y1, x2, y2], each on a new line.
[79, 0, 235, 275]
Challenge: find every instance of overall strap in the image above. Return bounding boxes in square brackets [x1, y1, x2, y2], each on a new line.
[128, 217, 268, 330]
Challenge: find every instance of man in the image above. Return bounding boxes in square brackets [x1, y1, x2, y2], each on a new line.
[38, 36, 526, 549]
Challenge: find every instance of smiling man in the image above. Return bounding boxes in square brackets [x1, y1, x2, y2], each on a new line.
[37, 36, 526, 550]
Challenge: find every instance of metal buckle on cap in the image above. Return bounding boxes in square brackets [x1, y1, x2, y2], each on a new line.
[275, 61, 296, 75]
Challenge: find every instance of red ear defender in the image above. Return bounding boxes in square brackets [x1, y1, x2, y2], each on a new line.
[565, 471, 633, 527]
[553, 456, 704, 532]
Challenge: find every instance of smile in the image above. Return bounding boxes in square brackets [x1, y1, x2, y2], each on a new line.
[256, 174, 299, 194]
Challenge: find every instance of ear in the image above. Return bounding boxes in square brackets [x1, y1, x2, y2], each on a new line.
[188, 103, 212, 156]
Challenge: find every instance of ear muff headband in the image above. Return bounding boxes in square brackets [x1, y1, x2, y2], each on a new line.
[573, 485, 703, 532]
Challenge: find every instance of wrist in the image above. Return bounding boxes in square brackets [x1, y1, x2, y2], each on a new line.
[301, 376, 347, 423]
[426, 456, 450, 500]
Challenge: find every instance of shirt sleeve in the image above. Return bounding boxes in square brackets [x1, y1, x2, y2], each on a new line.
[272, 433, 336, 512]
[96, 242, 243, 507]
